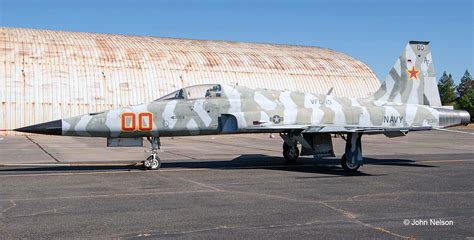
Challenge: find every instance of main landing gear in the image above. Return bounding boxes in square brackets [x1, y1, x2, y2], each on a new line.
[280, 131, 364, 173]
[283, 142, 300, 162]
[340, 132, 363, 173]
[143, 136, 162, 170]
[340, 154, 360, 172]
[280, 132, 300, 163]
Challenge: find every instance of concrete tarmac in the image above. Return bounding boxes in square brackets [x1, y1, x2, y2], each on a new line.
[0, 129, 473, 239]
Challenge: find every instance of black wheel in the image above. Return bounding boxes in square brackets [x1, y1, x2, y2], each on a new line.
[340, 154, 360, 172]
[283, 143, 300, 163]
[143, 155, 161, 170]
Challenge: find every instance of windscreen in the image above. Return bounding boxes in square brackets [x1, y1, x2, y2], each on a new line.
[154, 84, 221, 101]
[185, 84, 221, 100]
[155, 89, 185, 101]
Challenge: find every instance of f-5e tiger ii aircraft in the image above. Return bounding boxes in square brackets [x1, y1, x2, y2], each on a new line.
[15, 41, 470, 172]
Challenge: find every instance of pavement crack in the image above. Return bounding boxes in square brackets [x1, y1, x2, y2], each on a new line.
[12, 207, 67, 218]
[120, 217, 404, 238]
[318, 201, 357, 219]
[25, 136, 61, 162]
[131, 177, 410, 239]
[1, 190, 219, 202]
[173, 176, 222, 192]
[1, 200, 17, 215]
[214, 188, 409, 239]
[347, 191, 474, 201]
[164, 151, 197, 160]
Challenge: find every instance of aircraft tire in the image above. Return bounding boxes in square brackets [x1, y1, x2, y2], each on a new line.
[144, 155, 161, 170]
[340, 154, 360, 172]
[283, 143, 299, 163]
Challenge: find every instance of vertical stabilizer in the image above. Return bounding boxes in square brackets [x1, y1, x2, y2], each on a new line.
[373, 41, 441, 106]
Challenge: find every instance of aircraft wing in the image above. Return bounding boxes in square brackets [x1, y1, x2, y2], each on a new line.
[245, 124, 432, 137]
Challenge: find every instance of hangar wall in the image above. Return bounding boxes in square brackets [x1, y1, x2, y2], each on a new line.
[0, 27, 380, 135]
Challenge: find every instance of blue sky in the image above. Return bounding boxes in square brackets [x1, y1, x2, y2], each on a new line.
[1, 0, 472, 83]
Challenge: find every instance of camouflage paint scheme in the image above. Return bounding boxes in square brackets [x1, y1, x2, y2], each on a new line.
[60, 42, 469, 139]
[15, 41, 470, 170]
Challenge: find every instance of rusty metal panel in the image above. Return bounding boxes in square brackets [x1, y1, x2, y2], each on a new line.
[0, 27, 380, 135]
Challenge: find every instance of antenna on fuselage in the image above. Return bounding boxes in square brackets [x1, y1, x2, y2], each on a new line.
[326, 87, 334, 95]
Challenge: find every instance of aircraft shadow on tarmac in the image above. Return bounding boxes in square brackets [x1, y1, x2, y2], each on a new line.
[0, 154, 436, 177]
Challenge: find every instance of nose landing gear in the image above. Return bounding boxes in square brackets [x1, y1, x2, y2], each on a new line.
[143, 136, 162, 170]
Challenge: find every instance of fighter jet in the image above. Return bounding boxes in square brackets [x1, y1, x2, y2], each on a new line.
[15, 41, 470, 172]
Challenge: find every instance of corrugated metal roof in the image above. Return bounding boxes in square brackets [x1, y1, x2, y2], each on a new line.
[0, 27, 380, 135]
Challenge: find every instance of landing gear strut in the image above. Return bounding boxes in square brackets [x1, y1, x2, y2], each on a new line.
[143, 136, 161, 170]
[340, 132, 363, 172]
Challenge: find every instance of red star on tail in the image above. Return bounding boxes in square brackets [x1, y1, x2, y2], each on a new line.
[407, 66, 419, 80]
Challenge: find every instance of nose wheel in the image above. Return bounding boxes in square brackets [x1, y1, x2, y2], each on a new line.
[144, 154, 161, 170]
[143, 136, 162, 170]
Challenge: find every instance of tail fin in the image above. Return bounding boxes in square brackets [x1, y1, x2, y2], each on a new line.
[373, 41, 441, 106]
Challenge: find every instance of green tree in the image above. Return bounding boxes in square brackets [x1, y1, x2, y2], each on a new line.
[456, 70, 473, 122]
[456, 70, 473, 97]
[438, 71, 456, 105]
[457, 88, 474, 122]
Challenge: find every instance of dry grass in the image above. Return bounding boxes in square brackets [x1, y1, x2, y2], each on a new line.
[456, 123, 474, 129]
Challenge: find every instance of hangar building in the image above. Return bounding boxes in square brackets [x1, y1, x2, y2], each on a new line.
[0, 27, 380, 135]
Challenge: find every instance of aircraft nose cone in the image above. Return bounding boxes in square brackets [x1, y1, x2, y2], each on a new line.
[14, 120, 62, 135]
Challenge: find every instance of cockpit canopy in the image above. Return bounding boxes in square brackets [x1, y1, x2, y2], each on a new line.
[155, 84, 222, 101]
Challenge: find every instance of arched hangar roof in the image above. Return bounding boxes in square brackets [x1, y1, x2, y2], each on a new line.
[0, 27, 380, 134]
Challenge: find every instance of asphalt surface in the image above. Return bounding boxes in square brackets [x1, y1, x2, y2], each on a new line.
[0, 129, 473, 239]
